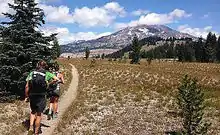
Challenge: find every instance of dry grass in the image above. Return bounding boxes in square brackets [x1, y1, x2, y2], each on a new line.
[0, 101, 29, 135]
[56, 58, 220, 135]
[0, 60, 73, 135]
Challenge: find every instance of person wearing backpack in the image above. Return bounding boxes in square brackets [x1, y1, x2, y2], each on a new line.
[25, 60, 59, 135]
[47, 63, 64, 120]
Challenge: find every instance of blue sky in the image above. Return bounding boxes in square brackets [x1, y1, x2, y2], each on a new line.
[0, 0, 219, 44]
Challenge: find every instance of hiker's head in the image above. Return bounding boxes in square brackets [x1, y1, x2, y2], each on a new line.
[54, 63, 60, 71]
[49, 67, 53, 72]
[36, 60, 47, 70]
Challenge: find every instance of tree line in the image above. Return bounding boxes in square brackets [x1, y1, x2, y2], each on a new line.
[142, 32, 220, 62]
[106, 36, 163, 59]
[107, 32, 220, 64]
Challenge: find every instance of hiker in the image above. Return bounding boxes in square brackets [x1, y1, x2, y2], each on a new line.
[47, 63, 64, 120]
[25, 60, 59, 135]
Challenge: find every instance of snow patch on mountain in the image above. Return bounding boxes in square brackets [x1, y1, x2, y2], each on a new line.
[61, 25, 195, 54]
[128, 30, 132, 36]
[139, 28, 149, 34]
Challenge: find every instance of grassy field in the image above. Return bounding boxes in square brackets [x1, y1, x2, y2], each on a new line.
[0, 100, 29, 135]
[56, 58, 220, 134]
[0, 61, 72, 135]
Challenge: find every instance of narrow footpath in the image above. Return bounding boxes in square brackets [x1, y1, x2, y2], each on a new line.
[40, 64, 78, 135]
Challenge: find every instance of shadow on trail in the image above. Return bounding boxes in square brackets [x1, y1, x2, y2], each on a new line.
[165, 131, 182, 135]
[22, 119, 50, 134]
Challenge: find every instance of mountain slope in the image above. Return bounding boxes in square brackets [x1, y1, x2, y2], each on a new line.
[61, 25, 194, 53]
[106, 36, 163, 58]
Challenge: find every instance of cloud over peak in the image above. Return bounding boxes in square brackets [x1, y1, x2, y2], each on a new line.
[131, 9, 150, 16]
[115, 9, 192, 30]
[40, 26, 112, 44]
[178, 24, 218, 38]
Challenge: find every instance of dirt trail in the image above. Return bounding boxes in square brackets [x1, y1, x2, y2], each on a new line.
[39, 64, 78, 135]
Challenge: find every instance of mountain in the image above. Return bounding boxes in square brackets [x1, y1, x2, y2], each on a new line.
[61, 25, 194, 53]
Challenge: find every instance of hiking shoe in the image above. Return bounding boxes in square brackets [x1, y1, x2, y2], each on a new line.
[27, 129, 34, 135]
[37, 127, 42, 134]
[47, 113, 52, 120]
[43, 108, 49, 115]
[53, 112, 58, 119]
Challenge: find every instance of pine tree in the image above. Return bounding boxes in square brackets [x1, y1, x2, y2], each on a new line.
[101, 53, 105, 59]
[177, 75, 211, 135]
[0, 26, 3, 53]
[52, 37, 60, 59]
[96, 54, 101, 59]
[216, 36, 220, 62]
[211, 33, 217, 61]
[130, 36, 141, 64]
[176, 41, 195, 62]
[184, 41, 195, 62]
[0, 0, 55, 99]
[195, 37, 205, 62]
[205, 32, 217, 62]
[85, 47, 90, 59]
[166, 42, 175, 58]
[176, 44, 185, 62]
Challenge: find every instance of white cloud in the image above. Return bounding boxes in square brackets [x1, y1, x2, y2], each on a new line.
[39, 2, 125, 27]
[35, 0, 42, 3]
[169, 9, 192, 18]
[39, 4, 74, 23]
[72, 7, 114, 27]
[104, 2, 126, 16]
[131, 9, 149, 16]
[0, 0, 58, 18]
[115, 9, 191, 30]
[114, 22, 128, 30]
[204, 26, 212, 31]
[0, 0, 125, 27]
[0, 0, 14, 18]
[72, 2, 126, 27]
[40, 26, 111, 44]
[178, 25, 218, 38]
[202, 14, 209, 19]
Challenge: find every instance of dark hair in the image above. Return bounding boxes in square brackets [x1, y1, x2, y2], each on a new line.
[54, 63, 60, 71]
[36, 60, 47, 69]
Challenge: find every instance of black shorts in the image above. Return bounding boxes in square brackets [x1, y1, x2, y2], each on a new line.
[47, 89, 60, 98]
[29, 95, 46, 113]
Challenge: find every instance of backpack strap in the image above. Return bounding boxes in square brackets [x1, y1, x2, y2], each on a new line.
[33, 71, 46, 77]
[56, 71, 60, 77]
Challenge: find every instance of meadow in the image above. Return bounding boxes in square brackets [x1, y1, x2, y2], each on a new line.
[1, 58, 220, 134]
[56, 58, 220, 135]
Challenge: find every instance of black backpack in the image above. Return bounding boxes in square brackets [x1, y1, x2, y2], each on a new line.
[29, 69, 47, 95]
[48, 71, 59, 91]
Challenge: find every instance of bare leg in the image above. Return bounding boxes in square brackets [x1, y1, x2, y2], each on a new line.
[48, 97, 54, 114]
[49, 103, 53, 114]
[53, 97, 59, 113]
[29, 112, 36, 130]
[47, 98, 54, 120]
[35, 113, 42, 134]
[27, 112, 36, 135]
